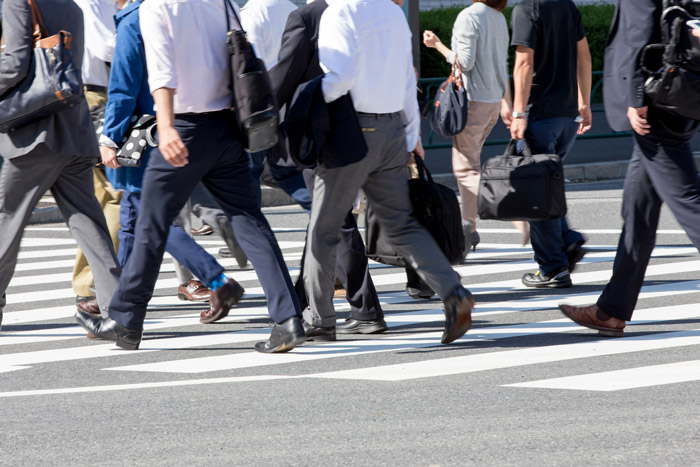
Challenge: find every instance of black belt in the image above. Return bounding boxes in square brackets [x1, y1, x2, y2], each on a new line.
[84, 84, 107, 94]
[357, 111, 401, 118]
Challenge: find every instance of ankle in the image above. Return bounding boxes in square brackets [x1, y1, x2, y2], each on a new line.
[596, 307, 613, 322]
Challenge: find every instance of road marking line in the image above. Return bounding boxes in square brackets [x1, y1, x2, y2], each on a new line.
[504, 360, 700, 391]
[0, 375, 295, 398]
[307, 323, 700, 382]
[103, 305, 700, 375]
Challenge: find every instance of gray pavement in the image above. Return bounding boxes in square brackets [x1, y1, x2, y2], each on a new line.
[3, 180, 700, 466]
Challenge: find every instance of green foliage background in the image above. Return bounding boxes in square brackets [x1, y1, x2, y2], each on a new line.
[419, 3, 615, 78]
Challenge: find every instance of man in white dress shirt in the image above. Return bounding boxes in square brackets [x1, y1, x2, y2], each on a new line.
[302, 0, 475, 344]
[76, 0, 306, 353]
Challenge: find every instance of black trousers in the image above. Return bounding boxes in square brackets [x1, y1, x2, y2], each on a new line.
[294, 168, 383, 321]
[108, 112, 301, 330]
[597, 109, 700, 320]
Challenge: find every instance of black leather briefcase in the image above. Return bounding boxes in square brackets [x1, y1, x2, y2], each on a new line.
[478, 139, 567, 222]
[366, 157, 466, 266]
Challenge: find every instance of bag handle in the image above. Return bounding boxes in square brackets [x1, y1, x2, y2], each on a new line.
[223, 0, 243, 33]
[413, 154, 434, 183]
[28, 0, 49, 44]
[503, 139, 532, 158]
[452, 54, 464, 90]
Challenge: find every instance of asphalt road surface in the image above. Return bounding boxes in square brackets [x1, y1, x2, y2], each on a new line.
[2, 179, 700, 466]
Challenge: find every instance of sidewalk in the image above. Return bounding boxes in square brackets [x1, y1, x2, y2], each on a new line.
[27, 153, 700, 225]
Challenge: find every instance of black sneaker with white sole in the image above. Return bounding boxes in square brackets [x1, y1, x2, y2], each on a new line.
[522, 268, 572, 288]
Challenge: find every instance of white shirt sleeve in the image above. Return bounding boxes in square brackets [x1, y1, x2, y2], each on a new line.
[140, 3, 178, 93]
[318, 4, 358, 104]
[401, 43, 420, 152]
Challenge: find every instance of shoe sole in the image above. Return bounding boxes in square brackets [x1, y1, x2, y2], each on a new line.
[336, 326, 388, 335]
[522, 278, 572, 288]
[305, 334, 337, 342]
[441, 296, 475, 344]
[199, 283, 245, 324]
[558, 306, 624, 338]
[256, 333, 307, 353]
[177, 293, 210, 302]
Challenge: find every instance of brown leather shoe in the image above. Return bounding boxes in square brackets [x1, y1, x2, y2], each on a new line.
[177, 280, 211, 302]
[76, 298, 101, 316]
[190, 224, 214, 236]
[200, 278, 245, 324]
[559, 303, 626, 337]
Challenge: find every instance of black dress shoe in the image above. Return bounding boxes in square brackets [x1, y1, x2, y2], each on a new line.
[254, 316, 306, 353]
[336, 318, 388, 334]
[442, 287, 475, 344]
[200, 278, 245, 324]
[75, 310, 142, 350]
[302, 320, 336, 341]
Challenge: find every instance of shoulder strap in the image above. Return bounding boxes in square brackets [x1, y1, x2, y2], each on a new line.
[223, 0, 244, 32]
[28, 0, 48, 43]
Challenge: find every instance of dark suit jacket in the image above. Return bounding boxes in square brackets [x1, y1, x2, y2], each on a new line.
[603, 0, 661, 131]
[269, 0, 366, 169]
[269, 0, 326, 110]
[0, 0, 97, 159]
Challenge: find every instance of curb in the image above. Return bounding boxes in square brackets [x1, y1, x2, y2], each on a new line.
[26, 154, 700, 225]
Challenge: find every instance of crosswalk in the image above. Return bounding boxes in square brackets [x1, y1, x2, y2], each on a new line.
[3, 211, 700, 398]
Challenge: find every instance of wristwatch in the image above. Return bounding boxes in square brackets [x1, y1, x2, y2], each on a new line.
[512, 111, 528, 119]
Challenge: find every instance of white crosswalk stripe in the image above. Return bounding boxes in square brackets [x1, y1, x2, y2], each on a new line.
[2, 219, 700, 397]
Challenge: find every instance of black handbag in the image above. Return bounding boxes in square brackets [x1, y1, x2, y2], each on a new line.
[223, 0, 279, 153]
[115, 114, 157, 168]
[428, 57, 468, 139]
[0, 0, 83, 132]
[365, 157, 466, 267]
[478, 139, 567, 222]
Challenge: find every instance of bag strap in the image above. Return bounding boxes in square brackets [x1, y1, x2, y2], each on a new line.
[223, 0, 243, 33]
[27, 0, 49, 44]
[503, 139, 532, 158]
[413, 154, 434, 183]
[452, 54, 464, 90]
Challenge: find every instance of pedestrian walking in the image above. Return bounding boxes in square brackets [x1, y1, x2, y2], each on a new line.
[269, 0, 388, 340]
[422, 0, 512, 252]
[510, 0, 593, 289]
[0, 0, 120, 330]
[75, 0, 305, 353]
[560, 0, 700, 336]
[301, 0, 475, 345]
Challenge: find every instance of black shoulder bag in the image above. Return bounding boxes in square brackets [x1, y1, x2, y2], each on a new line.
[223, 0, 280, 152]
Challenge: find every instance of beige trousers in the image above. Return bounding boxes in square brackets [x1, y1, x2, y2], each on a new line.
[72, 89, 122, 297]
[72, 167, 122, 297]
[451, 100, 500, 223]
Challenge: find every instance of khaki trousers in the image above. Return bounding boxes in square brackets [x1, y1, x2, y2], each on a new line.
[72, 167, 122, 297]
[451, 100, 500, 222]
[72, 89, 122, 297]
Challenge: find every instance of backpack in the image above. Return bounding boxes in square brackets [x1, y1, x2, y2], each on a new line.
[641, 0, 700, 120]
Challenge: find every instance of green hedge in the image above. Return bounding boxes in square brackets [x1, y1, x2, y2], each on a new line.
[419, 3, 615, 78]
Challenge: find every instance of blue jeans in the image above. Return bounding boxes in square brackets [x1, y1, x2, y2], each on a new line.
[524, 116, 585, 275]
[249, 148, 312, 212]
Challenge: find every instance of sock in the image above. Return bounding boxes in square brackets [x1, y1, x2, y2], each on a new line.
[207, 273, 229, 291]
